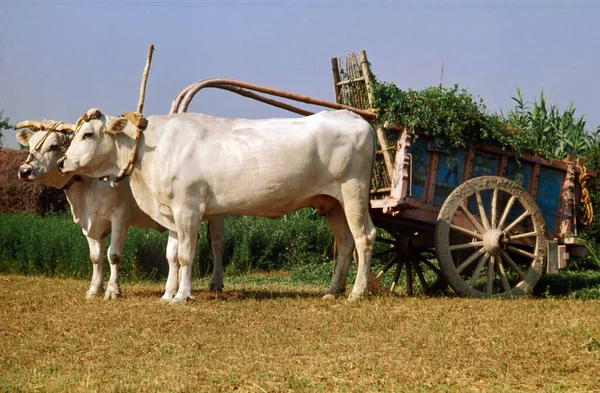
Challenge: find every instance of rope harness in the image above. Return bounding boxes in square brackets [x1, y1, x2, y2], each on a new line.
[21, 121, 81, 190]
[74, 110, 147, 187]
[577, 165, 594, 227]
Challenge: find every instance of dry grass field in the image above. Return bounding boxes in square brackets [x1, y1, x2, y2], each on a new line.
[1, 274, 599, 393]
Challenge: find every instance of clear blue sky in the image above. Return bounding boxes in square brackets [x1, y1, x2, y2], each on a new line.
[1, 0, 599, 149]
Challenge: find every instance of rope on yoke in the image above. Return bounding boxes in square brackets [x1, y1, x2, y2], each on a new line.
[111, 112, 147, 187]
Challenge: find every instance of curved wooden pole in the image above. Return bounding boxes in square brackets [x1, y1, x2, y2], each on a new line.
[170, 78, 376, 119]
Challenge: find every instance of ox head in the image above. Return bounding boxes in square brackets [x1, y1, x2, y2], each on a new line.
[16, 120, 75, 186]
[58, 108, 135, 179]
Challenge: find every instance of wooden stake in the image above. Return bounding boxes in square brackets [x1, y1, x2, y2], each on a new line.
[358, 50, 374, 109]
[137, 44, 155, 114]
[331, 57, 341, 103]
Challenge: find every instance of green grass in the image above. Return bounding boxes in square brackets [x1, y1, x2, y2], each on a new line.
[0, 210, 334, 281]
[2, 211, 600, 299]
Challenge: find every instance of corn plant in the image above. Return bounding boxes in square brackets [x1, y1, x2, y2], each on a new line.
[505, 87, 591, 160]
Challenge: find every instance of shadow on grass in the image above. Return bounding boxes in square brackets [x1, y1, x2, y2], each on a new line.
[534, 270, 600, 298]
[129, 288, 324, 302]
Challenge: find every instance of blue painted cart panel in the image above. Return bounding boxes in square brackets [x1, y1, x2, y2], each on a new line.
[434, 148, 465, 206]
[536, 169, 563, 231]
[410, 138, 429, 200]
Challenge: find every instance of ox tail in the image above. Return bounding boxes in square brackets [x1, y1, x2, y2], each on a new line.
[368, 124, 377, 198]
[206, 221, 213, 251]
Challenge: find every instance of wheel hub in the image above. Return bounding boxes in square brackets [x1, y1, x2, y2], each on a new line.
[483, 229, 506, 254]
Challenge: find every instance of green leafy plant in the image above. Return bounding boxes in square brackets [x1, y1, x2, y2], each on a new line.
[371, 80, 516, 153]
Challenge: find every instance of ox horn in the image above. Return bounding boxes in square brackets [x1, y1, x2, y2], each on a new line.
[14, 119, 75, 132]
[55, 122, 75, 132]
[15, 120, 43, 131]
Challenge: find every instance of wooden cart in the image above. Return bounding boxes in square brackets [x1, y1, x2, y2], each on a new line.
[170, 51, 594, 298]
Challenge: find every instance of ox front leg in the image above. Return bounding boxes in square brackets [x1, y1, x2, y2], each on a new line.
[323, 204, 355, 300]
[208, 216, 225, 292]
[105, 219, 128, 300]
[161, 231, 179, 302]
[85, 237, 105, 299]
[171, 207, 203, 304]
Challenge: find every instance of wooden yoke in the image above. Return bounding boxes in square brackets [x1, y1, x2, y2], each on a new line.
[111, 44, 154, 188]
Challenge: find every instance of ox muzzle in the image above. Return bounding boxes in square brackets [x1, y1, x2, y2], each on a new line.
[18, 164, 34, 181]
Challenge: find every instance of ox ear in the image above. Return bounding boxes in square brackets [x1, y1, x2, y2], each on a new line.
[105, 117, 129, 135]
[16, 130, 35, 147]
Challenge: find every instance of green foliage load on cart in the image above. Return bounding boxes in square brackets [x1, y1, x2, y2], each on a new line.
[371, 80, 600, 166]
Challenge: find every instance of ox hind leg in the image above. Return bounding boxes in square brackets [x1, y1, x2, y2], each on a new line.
[208, 216, 225, 292]
[340, 182, 376, 302]
[171, 206, 203, 304]
[85, 237, 105, 299]
[161, 231, 179, 302]
[323, 202, 355, 300]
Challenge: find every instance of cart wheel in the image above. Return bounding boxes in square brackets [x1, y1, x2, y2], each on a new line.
[436, 176, 547, 297]
[372, 228, 448, 296]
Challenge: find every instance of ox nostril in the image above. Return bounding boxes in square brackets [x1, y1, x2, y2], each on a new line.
[19, 166, 32, 179]
[57, 156, 66, 172]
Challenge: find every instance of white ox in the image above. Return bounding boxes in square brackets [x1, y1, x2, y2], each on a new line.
[58, 109, 376, 302]
[16, 121, 226, 300]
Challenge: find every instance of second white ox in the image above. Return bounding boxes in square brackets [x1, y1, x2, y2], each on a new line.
[17, 121, 225, 300]
[59, 109, 376, 302]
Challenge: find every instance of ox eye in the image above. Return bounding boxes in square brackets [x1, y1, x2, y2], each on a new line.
[48, 145, 59, 152]
[82, 132, 94, 140]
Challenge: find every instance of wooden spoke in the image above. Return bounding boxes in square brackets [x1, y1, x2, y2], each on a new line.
[373, 231, 446, 296]
[469, 252, 489, 289]
[449, 223, 483, 240]
[497, 195, 517, 230]
[406, 261, 413, 296]
[449, 240, 484, 252]
[422, 258, 443, 277]
[509, 231, 540, 240]
[507, 245, 537, 260]
[496, 254, 512, 292]
[458, 204, 487, 234]
[375, 255, 398, 279]
[503, 211, 531, 234]
[475, 190, 491, 230]
[389, 261, 405, 292]
[373, 247, 397, 259]
[413, 261, 429, 293]
[486, 255, 496, 295]
[456, 247, 486, 274]
[500, 250, 527, 281]
[491, 188, 498, 229]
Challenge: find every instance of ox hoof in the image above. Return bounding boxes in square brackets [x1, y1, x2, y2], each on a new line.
[104, 290, 121, 301]
[170, 296, 188, 305]
[346, 292, 364, 303]
[208, 285, 223, 293]
[160, 295, 174, 303]
[322, 294, 337, 301]
[85, 289, 102, 299]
